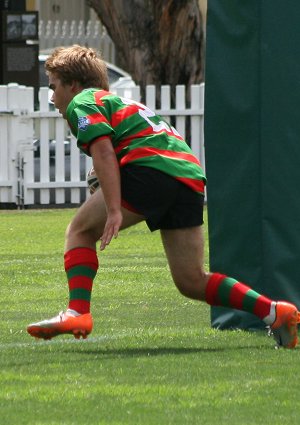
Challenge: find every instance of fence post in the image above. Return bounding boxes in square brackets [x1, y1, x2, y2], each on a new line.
[175, 85, 186, 139]
[39, 87, 51, 204]
[145, 85, 156, 110]
[0, 85, 10, 204]
[22, 86, 35, 206]
[160, 85, 171, 124]
[191, 83, 205, 174]
[7, 84, 21, 206]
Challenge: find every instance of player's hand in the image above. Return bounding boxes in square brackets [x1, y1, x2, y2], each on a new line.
[99, 209, 123, 251]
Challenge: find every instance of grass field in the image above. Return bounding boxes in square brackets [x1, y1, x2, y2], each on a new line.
[0, 208, 300, 425]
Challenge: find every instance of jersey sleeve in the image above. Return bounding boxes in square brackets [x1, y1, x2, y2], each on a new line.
[68, 104, 115, 156]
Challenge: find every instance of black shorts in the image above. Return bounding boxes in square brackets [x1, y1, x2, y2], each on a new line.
[120, 164, 204, 231]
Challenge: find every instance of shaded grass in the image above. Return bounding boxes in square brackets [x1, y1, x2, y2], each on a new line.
[0, 209, 299, 424]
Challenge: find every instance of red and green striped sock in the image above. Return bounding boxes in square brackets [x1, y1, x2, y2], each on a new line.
[64, 247, 99, 315]
[205, 273, 273, 321]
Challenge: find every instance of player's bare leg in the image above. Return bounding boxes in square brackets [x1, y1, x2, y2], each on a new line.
[65, 188, 145, 251]
[160, 226, 209, 300]
[160, 226, 300, 348]
[27, 190, 145, 340]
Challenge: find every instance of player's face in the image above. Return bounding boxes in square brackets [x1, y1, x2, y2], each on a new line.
[48, 72, 75, 118]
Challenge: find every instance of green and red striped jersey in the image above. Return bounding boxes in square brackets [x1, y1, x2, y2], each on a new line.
[66, 89, 206, 194]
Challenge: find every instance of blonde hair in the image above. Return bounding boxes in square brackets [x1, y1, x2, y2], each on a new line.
[45, 45, 109, 90]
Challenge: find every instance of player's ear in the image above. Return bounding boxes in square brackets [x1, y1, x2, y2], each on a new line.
[70, 80, 82, 93]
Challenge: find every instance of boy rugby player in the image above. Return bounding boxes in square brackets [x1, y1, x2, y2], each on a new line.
[27, 45, 300, 348]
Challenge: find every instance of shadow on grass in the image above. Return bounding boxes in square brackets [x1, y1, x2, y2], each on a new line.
[59, 344, 266, 358]
[0, 342, 272, 368]
[70, 346, 221, 356]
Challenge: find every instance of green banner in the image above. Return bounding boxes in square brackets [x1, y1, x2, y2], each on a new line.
[204, 1, 300, 329]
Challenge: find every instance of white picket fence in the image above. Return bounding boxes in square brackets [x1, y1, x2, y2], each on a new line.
[39, 19, 115, 63]
[0, 83, 205, 208]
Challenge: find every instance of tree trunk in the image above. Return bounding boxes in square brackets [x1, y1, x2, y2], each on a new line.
[86, 0, 203, 99]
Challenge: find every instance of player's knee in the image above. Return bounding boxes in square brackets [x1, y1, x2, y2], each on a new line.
[175, 282, 191, 297]
[173, 271, 207, 300]
[65, 223, 72, 240]
[65, 218, 84, 240]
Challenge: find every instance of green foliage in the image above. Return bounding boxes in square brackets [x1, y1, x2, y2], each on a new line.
[0, 209, 299, 424]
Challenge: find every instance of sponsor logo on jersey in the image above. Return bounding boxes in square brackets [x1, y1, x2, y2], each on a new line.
[78, 116, 91, 131]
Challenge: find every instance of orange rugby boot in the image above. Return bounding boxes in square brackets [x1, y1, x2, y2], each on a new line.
[269, 301, 300, 348]
[27, 311, 93, 340]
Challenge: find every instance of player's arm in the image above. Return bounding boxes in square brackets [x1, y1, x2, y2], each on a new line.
[89, 138, 123, 251]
